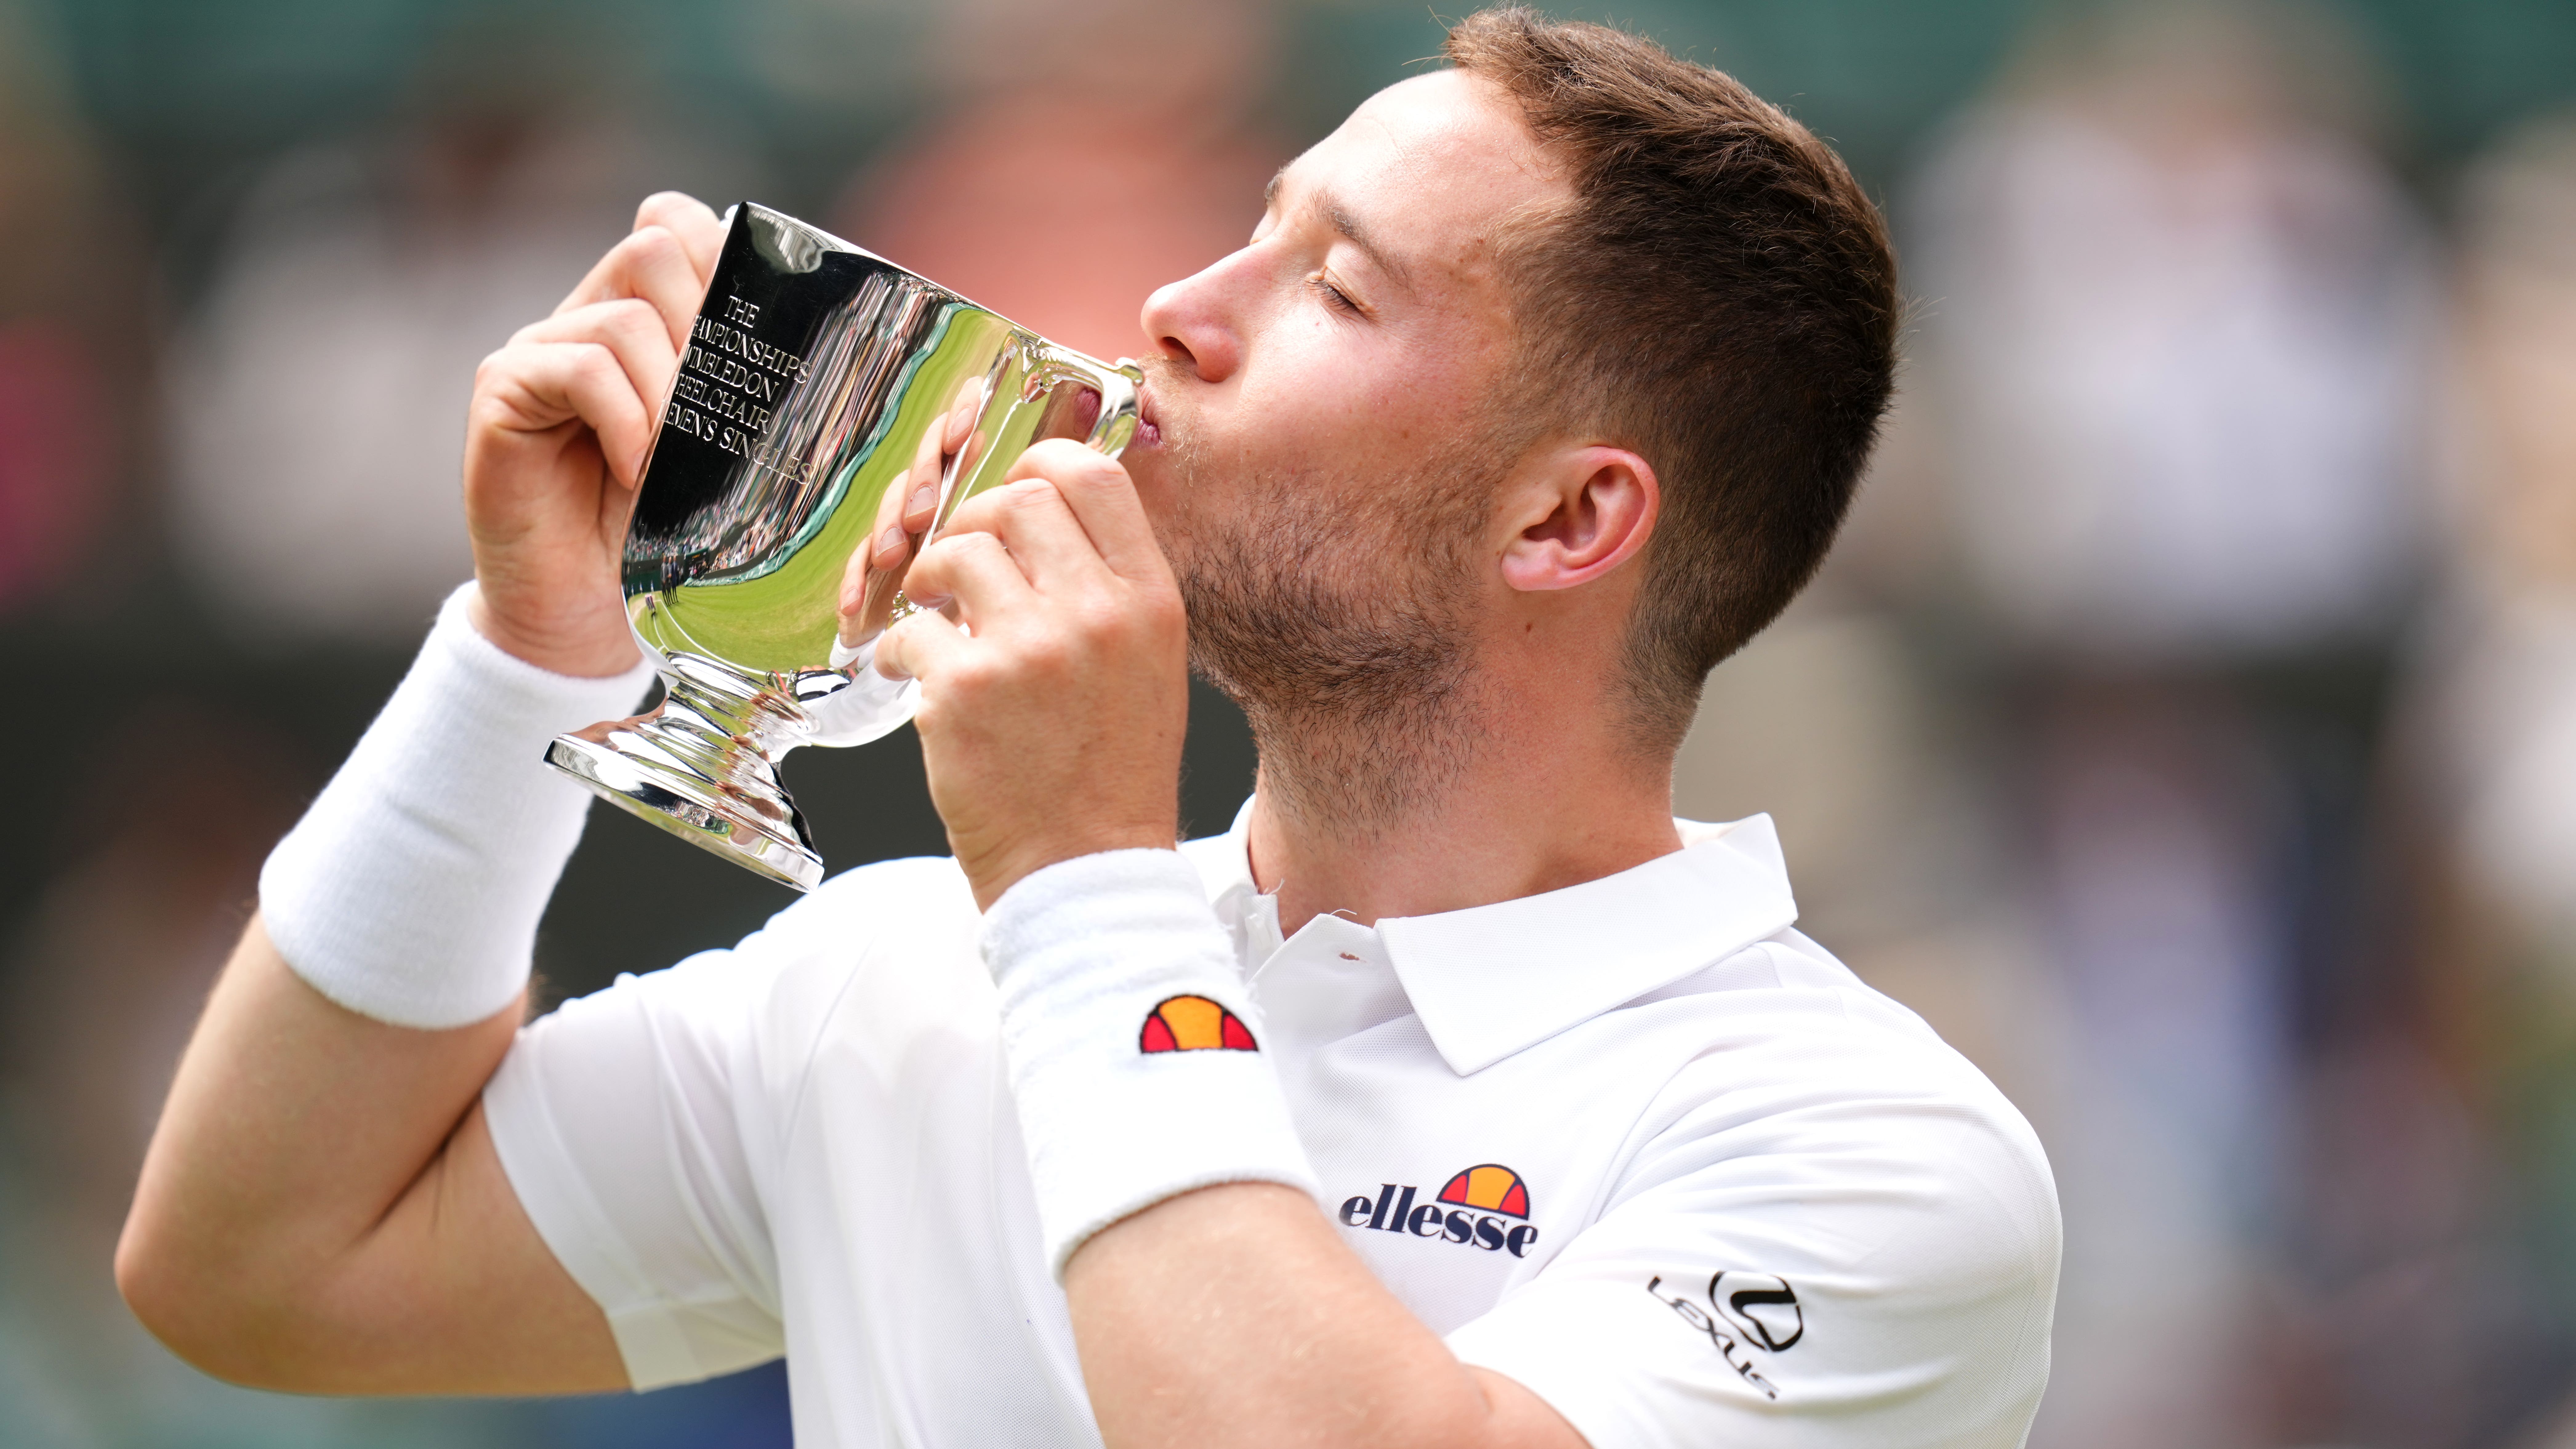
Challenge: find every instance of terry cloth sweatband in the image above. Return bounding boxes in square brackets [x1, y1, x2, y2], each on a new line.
[981, 847, 1321, 1279]
[260, 582, 654, 1029]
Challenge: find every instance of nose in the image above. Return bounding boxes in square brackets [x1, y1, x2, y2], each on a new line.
[1139, 251, 1247, 386]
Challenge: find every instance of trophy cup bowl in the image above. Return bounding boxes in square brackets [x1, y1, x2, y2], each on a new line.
[543, 203, 1144, 891]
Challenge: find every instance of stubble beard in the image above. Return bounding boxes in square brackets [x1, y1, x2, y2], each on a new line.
[1149, 404, 1497, 842]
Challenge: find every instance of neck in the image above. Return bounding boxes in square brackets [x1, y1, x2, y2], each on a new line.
[1239, 676, 1681, 936]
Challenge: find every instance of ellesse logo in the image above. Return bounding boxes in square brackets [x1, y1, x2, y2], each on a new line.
[1338, 1164, 1539, 1257]
[1139, 995, 1258, 1053]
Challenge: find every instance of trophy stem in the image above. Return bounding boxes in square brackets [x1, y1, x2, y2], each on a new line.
[544, 659, 824, 892]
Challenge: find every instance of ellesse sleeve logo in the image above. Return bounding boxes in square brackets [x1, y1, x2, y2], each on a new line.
[1139, 994, 1259, 1053]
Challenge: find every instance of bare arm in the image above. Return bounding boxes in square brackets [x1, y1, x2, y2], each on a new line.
[116, 920, 622, 1392]
[1069, 1185, 1586, 1449]
[116, 192, 743, 1392]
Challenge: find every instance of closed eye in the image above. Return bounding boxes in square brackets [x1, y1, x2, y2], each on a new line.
[1310, 274, 1361, 316]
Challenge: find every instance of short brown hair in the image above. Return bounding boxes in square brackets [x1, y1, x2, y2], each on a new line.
[1447, 9, 1898, 748]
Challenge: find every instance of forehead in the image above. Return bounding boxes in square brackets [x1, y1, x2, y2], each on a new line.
[1286, 69, 1567, 281]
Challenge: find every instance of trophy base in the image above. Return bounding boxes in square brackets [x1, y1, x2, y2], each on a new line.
[545, 707, 824, 893]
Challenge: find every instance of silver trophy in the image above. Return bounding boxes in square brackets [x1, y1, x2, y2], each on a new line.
[543, 203, 1143, 891]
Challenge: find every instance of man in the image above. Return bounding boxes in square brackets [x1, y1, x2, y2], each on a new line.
[120, 11, 2059, 1448]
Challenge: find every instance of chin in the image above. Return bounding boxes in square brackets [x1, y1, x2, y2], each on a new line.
[1122, 450, 1188, 530]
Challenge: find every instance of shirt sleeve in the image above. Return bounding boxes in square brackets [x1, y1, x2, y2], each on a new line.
[483, 936, 798, 1390]
[1445, 1026, 2062, 1449]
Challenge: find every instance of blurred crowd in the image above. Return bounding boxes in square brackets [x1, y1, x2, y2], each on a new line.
[1, 0, 2572, 1445]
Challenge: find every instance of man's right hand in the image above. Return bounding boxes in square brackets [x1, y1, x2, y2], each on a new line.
[462, 191, 726, 677]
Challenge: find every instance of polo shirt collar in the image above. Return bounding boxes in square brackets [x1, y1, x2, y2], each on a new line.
[1184, 802, 1800, 1076]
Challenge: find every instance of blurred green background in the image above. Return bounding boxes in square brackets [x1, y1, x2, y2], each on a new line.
[6, 1, 2576, 1446]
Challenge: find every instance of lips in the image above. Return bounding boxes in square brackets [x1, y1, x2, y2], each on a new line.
[1134, 379, 1164, 449]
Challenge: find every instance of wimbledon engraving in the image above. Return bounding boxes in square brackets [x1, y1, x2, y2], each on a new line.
[666, 297, 814, 481]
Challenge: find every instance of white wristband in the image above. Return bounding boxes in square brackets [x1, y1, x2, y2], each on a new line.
[980, 848, 1321, 1279]
[260, 582, 654, 1028]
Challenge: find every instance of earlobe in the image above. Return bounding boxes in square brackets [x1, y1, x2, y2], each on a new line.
[1499, 446, 1659, 593]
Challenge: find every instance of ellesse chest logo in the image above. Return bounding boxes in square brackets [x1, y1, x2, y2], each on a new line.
[1338, 1164, 1539, 1257]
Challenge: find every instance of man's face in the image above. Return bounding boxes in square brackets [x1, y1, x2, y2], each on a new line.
[1123, 70, 1569, 741]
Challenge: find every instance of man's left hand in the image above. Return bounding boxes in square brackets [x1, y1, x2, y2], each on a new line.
[876, 438, 1190, 911]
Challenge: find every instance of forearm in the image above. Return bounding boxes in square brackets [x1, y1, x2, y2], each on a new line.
[1068, 1184, 1581, 1449]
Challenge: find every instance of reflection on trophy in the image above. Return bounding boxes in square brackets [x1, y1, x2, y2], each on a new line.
[544, 203, 1143, 890]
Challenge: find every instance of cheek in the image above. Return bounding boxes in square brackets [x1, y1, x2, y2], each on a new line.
[1238, 329, 1456, 472]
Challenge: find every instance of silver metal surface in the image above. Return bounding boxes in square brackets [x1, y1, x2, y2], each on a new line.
[545, 203, 1143, 890]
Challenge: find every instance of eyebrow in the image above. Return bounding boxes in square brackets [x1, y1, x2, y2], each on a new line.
[1266, 167, 1414, 294]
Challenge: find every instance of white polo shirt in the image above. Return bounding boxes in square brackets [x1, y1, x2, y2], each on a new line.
[485, 808, 2059, 1448]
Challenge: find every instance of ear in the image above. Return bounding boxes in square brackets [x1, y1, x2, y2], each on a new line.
[1498, 445, 1659, 593]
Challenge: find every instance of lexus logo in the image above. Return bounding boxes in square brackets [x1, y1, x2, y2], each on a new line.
[1646, 1269, 1805, 1400]
[1711, 1272, 1803, 1351]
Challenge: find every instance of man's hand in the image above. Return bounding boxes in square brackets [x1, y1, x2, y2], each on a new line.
[875, 438, 1189, 910]
[462, 192, 725, 677]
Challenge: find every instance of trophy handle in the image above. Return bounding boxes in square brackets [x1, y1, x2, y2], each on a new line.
[888, 341, 1144, 625]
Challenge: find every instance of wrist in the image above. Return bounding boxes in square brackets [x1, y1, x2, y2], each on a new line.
[967, 825, 1180, 913]
[465, 577, 642, 679]
[981, 848, 1319, 1278]
[261, 583, 654, 1028]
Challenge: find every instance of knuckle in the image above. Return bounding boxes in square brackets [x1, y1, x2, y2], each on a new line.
[570, 344, 625, 388]
[623, 222, 677, 259]
[1016, 631, 1072, 675]
[606, 296, 663, 338]
[635, 190, 698, 228]
[994, 478, 1055, 514]
[950, 654, 1001, 694]
[1070, 602, 1125, 646]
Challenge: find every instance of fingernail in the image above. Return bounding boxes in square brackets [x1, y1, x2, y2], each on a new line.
[875, 521, 907, 563]
[908, 484, 936, 517]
